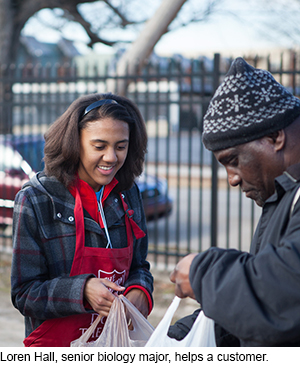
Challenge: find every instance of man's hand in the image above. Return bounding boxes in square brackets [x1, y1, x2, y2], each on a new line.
[84, 277, 125, 317]
[170, 253, 197, 299]
[125, 289, 149, 318]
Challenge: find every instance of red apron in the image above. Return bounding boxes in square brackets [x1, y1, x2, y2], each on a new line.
[24, 187, 144, 347]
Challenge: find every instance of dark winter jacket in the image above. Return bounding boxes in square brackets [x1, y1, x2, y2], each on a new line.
[11, 172, 153, 338]
[189, 163, 300, 346]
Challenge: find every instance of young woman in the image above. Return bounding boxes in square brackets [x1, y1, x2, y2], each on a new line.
[11, 93, 153, 347]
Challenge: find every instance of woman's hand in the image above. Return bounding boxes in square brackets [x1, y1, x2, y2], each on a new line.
[84, 277, 125, 317]
[125, 289, 149, 318]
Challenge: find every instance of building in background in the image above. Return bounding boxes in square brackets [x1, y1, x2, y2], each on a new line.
[17, 36, 81, 66]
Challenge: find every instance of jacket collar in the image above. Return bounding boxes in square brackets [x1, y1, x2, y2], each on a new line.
[284, 162, 300, 182]
[27, 172, 121, 235]
[69, 177, 119, 225]
[266, 162, 300, 204]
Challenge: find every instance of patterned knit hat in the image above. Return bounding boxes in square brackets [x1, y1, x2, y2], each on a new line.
[202, 57, 300, 151]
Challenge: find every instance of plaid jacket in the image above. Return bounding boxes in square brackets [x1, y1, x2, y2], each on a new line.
[11, 172, 153, 337]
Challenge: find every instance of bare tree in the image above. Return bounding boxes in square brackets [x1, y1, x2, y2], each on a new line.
[1, 0, 226, 69]
[0, 0, 153, 132]
[0, 0, 130, 68]
[0, 0, 226, 131]
[113, 0, 188, 94]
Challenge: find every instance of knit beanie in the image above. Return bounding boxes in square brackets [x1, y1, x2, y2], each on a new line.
[202, 57, 300, 151]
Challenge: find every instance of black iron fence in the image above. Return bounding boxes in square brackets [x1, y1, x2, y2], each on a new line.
[0, 52, 299, 267]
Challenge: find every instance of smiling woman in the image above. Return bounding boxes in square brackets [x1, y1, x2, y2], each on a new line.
[78, 118, 129, 191]
[43, 94, 147, 191]
[11, 93, 153, 347]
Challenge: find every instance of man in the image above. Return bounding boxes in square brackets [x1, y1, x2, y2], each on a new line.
[168, 57, 300, 347]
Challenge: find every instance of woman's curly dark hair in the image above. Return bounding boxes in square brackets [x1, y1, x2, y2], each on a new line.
[44, 93, 147, 191]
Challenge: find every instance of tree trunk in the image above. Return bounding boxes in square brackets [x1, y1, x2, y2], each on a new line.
[113, 0, 187, 95]
[0, 0, 16, 133]
[0, 0, 44, 133]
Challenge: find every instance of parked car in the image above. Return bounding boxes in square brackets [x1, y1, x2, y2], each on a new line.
[0, 142, 34, 227]
[136, 173, 173, 221]
[0, 139, 172, 227]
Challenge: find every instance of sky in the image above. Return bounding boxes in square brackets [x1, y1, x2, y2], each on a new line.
[22, 0, 299, 59]
[154, 16, 279, 57]
[155, 0, 300, 57]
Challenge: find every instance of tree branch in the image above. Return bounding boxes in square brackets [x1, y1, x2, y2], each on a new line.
[102, 0, 135, 27]
[62, 3, 115, 46]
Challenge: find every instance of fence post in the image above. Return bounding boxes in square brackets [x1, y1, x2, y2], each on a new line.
[0, 65, 13, 134]
[210, 53, 220, 247]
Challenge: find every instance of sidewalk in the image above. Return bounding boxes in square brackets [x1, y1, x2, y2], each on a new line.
[0, 253, 24, 346]
[0, 254, 199, 347]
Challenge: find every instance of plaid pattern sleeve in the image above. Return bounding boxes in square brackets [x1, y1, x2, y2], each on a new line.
[11, 187, 93, 323]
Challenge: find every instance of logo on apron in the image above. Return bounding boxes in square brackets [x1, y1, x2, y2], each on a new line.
[98, 269, 127, 292]
[78, 269, 127, 339]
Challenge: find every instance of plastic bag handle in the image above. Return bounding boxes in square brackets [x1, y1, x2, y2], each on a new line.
[70, 314, 102, 347]
[149, 296, 181, 338]
[146, 296, 216, 347]
[71, 295, 154, 347]
[120, 296, 154, 335]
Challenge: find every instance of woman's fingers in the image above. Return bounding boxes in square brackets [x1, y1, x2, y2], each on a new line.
[100, 278, 125, 293]
[84, 277, 125, 316]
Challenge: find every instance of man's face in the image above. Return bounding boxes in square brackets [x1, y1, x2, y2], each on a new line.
[214, 138, 284, 207]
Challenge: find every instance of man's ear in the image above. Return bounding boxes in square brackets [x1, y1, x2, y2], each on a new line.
[266, 130, 285, 151]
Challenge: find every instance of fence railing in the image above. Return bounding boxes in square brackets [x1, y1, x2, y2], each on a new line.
[1, 52, 299, 267]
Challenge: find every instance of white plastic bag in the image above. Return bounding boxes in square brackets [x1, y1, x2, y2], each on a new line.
[71, 295, 154, 347]
[145, 296, 216, 347]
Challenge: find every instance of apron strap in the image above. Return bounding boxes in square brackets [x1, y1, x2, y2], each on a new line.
[70, 186, 86, 276]
[71, 186, 145, 278]
[120, 194, 146, 240]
